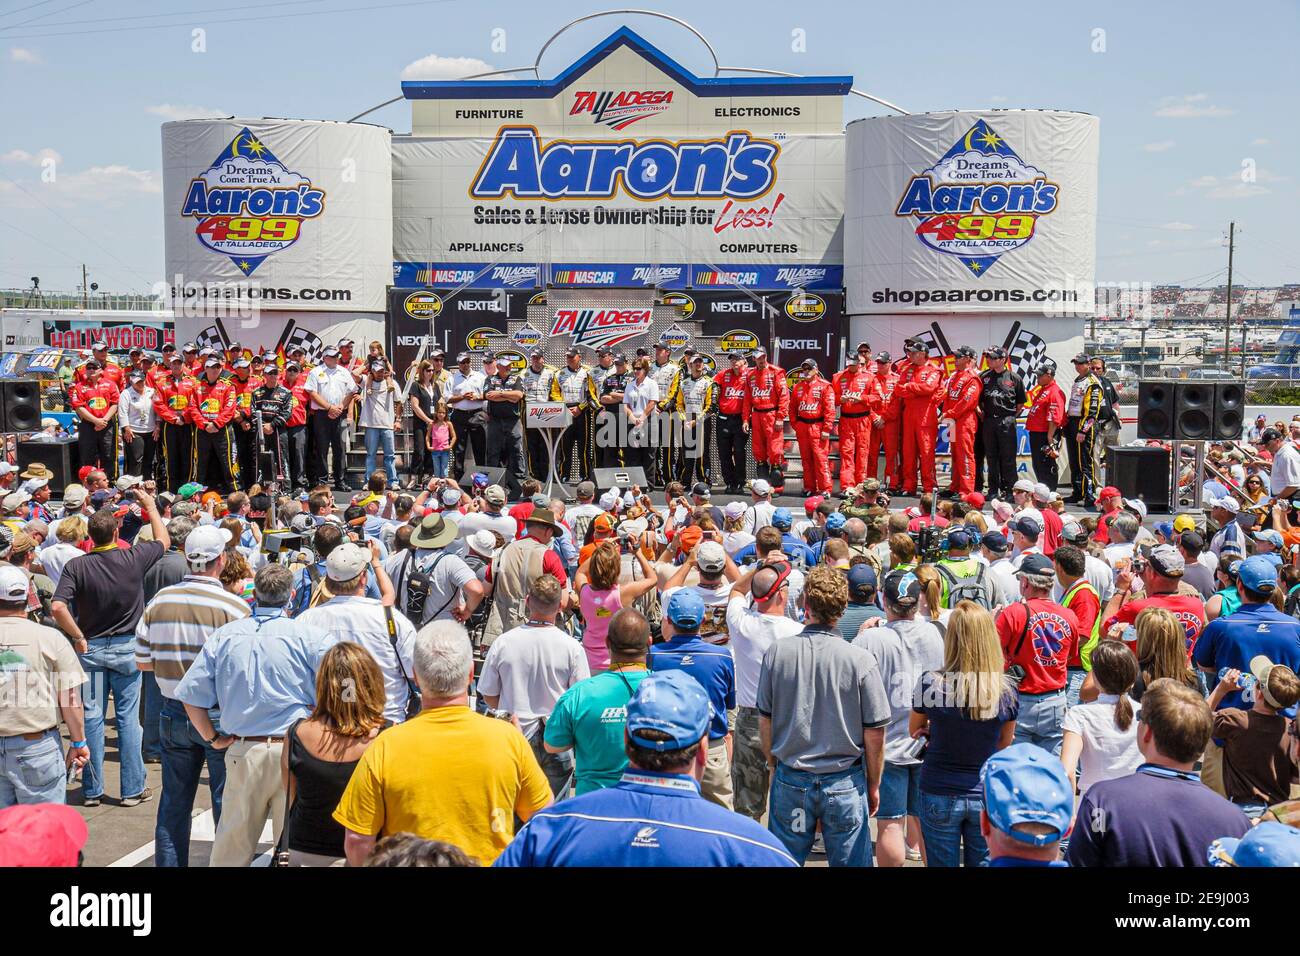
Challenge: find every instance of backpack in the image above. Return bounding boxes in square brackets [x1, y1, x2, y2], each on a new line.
[936, 561, 993, 610]
[394, 550, 452, 627]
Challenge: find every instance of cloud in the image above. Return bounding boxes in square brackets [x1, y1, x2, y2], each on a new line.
[1, 148, 62, 166]
[9, 47, 41, 64]
[1154, 94, 1233, 118]
[0, 163, 161, 210]
[1160, 222, 1195, 231]
[1182, 172, 1273, 201]
[1204, 182, 1270, 199]
[1252, 137, 1272, 145]
[146, 104, 229, 122]
[400, 53, 494, 81]
[1142, 140, 1175, 152]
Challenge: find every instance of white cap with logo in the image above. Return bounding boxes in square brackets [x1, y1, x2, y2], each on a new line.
[184, 526, 232, 568]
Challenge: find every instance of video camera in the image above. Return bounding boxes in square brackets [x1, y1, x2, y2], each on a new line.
[907, 493, 947, 564]
[261, 530, 314, 566]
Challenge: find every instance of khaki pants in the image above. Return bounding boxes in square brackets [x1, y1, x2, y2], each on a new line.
[1200, 740, 1227, 797]
[731, 705, 770, 821]
[702, 736, 734, 810]
[209, 739, 286, 867]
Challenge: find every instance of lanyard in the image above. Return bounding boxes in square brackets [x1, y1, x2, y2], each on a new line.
[620, 771, 699, 794]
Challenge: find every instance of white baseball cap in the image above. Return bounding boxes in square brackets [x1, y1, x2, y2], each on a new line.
[115, 474, 143, 491]
[0, 565, 28, 601]
[184, 525, 231, 566]
[1208, 495, 1240, 514]
[723, 500, 746, 520]
[0, 463, 15, 477]
[697, 540, 727, 573]
[1013, 479, 1036, 493]
[751, 479, 772, 497]
[20, 478, 48, 494]
[325, 543, 370, 582]
[1031, 483, 1052, 502]
[599, 491, 620, 511]
[2, 491, 31, 512]
[1123, 497, 1148, 521]
[441, 488, 463, 507]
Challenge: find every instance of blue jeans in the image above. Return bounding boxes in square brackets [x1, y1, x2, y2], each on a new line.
[768, 762, 873, 867]
[1066, 668, 1087, 709]
[878, 761, 922, 820]
[919, 790, 988, 867]
[156, 696, 227, 868]
[80, 634, 145, 800]
[430, 449, 449, 477]
[140, 670, 163, 760]
[1014, 689, 1067, 756]
[0, 729, 66, 808]
[364, 427, 398, 484]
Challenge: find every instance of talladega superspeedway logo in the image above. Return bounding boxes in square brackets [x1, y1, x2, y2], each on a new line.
[550, 308, 652, 350]
[894, 120, 1059, 278]
[181, 128, 326, 275]
[570, 90, 674, 130]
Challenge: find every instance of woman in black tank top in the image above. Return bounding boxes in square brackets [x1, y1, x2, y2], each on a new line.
[279, 642, 389, 866]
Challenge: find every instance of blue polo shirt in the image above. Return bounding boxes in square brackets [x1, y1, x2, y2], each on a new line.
[733, 534, 815, 568]
[648, 635, 735, 739]
[493, 770, 796, 867]
[1193, 602, 1300, 713]
[288, 561, 381, 617]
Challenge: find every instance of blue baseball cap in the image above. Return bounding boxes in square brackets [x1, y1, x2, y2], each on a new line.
[1209, 822, 1300, 867]
[1155, 521, 1175, 541]
[1239, 554, 1279, 593]
[665, 588, 705, 630]
[625, 671, 711, 751]
[825, 512, 847, 532]
[981, 743, 1074, 846]
[771, 507, 793, 530]
[947, 527, 971, 550]
[882, 568, 920, 606]
[1253, 529, 1284, 550]
[847, 564, 878, 598]
[982, 530, 1009, 553]
[1008, 515, 1042, 539]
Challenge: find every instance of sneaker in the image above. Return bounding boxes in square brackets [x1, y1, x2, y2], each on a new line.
[82, 795, 101, 808]
[143, 755, 162, 765]
[120, 787, 153, 808]
[335, 483, 354, 494]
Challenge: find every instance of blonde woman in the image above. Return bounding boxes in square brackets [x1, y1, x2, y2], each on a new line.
[721, 500, 755, 557]
[1081, 607, 1200, 703]
[280, 642, 388, 866]
[913, 564, 949, 629]
[36, 514, 88, 587]
[909, 601, 1019, 867]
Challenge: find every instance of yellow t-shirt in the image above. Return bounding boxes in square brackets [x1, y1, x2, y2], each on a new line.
[333, 705, 551, 864]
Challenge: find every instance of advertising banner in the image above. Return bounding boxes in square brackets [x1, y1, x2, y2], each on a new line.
[162, 118, 393, 313]
[844, 110, 1100, 314]
[394, 28, 848, 290]
[2, 309, 174, 352]
[676, 289, 846, 374]
[385, 288, 529, 387]
[174, 310, 383, 365]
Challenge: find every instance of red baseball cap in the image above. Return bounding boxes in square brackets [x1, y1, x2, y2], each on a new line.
[77, 465, 93, 484]
[961, 492, 985, 509]
[804, 495, 824, 514]
[1098, 486, 1122, 501]
[0, 803, 88, 867]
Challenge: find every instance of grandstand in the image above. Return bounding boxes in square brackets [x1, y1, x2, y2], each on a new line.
[1094, 284, 1300, 324]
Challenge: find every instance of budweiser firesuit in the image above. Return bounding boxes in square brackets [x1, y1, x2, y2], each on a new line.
[68, 360, 121, 482]
[1026, 361, 1067, 492]
[556, 346, 598, 483]
[713, 353, 750, 495]
[521, 348, 563, 481]
[832, 352, 874, 492]
[791, 359, 836, 496]
[251, 363, 293, 486]
[941, 346, 983, 496]
[189, 357, 239, 494]
[978, 346, 1028, 501]
[675, 353, 716, 486]
[866, 352, 899, 490]
[228, 358, 261, 489]
[894, 340, 944, 495]
[153, 354, 197, 492]
[741, 347, 788, 490]
[649, 343, 682, 488]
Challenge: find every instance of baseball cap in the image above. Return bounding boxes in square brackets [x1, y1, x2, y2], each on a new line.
[1122, 498, 1148, 521]
[592, 513, 615, 535]
[1012, 478, 1035, 494]
[1253, 529, 1284, 549]
[1238, 555, 1278, 593]
[0, 803, 88, 867]
[369, 360, 386, 373]
[771, 507, 793, 530]
[1031, 483, 1052, 502]
[847, 564, 878, 599]
[953, 345, 977, 360]
[184, 525, 232, 566]
[1060, 520, 1088, 544]
[875, 351, 892, 363]
[441, 488, 463, 508]
[530, 493, 549, 509]
[1251, 655, 1296, 710]
[825, 512, 847, 532]
[1261, 428, 1284, 444]
[1072, 352, 1091, 364]
[1015, 553, 1055, 577]
[985, 346, 1008, 359]
[61, 484, 87, 509]
[723, 500, 746, 521]
[598, 490, 620, 512]
[690, 481, 711, 499]
[322, 346, 341, 358]
[961, 491, 985, 509]
[1096, 486, 1121, 501]
[1180, 530, 1206, 551]
[325, 543, 370, 582]
[1207, 495, 1240, 515]
[483, 484, 506, 506]
[177, 482, 205, 499]
[751, 347, 767, 358]
[1008, 515, 1041, 539]
[1172, 514, 1198, 533]
[980, 743, 1074, 847]
[0, 463, 14, 477]
[903, 338, 928, 353]
[946, 527, 972, 550]
[576, 480, 596, 499]
[1209, 821, 1300, 868]
[0, 565, 29, 602]
[204, 358, 222, 369]
[481, 351, 496, 363]
[1148, 544, 1185, 577]
[2, 491, 31, 512]
[625, 670, 711, 751]
[665, 588, 705, 630]
[750, 478, 772, 497]
[799, 358, 817, 370]
[696, 541, 727, 574]
[529, 348, 544, 359]
[882, 568, 920, 606]
[19, 477, 48, 494]
[1154, 521, 1174, 541]
[804, 495, 824, 514]
[233, 359, 251, 370]
[677, 526, 703, 552]
[115, 474, 142, 491]
[128, 369, 146, 383]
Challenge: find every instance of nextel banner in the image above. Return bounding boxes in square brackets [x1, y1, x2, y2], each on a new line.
[386, 287, 529, 388]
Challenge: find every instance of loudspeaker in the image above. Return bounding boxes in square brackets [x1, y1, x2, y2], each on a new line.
[593, 466, 648, 491]
[0, 379, 42, 433]
[455, 465, 506, 492]
[1173, 382, 1214, 440]
[1213, 382, 1245, 440]
[1106, 446, 1171, 513]
[16, 437, 78, 492]
[1136, 381, 1175, 440]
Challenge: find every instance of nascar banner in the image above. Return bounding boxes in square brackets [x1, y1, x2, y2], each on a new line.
[386, 288, 528, 388]
[393, 27, 848, 291]
[672, 289, 845, 374]
[173, 310, 383, 365]
[162, 118, 392, 313]
[844, 110, 1100, 314]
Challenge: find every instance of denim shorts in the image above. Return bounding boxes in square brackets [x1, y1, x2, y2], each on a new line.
[878, 761, 922, 820]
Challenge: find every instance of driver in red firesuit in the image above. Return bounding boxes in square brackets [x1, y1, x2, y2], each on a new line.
[941, 345, 983, 496]
[791, 358, 836, 497]
[741, 347, 788, 490]
[189, 357, 239, 494]
[832, 344, 874, 494]
[866, 352, 899, 492]
[894, 339, 944, 496]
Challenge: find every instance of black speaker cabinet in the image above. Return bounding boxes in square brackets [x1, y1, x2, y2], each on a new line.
[16, 437, 78, 492]
[1173, 382, 1214, 440]
[1106, 446, 1171, 513]
[592, 466, 648, 491]
[1136, 381, 1175, 440]
[1212, 382, 1245, 440]
[0, 379, 42, 433]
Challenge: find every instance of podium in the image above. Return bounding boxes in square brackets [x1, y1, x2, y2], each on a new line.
[524, 401, 572, 499]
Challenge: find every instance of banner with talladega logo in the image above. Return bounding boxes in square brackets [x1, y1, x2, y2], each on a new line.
[844, 110, 1099, 314]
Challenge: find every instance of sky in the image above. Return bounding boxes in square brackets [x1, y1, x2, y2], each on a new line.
[1, 0, 1297, 295]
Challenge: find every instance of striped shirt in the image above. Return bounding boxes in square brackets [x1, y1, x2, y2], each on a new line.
[295, 596, 417, 723]
[134, 575, 251, 698]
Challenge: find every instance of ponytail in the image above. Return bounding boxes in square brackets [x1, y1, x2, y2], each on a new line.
[1113, 693, 1134, 733]
[1090, 639, 1139, 733]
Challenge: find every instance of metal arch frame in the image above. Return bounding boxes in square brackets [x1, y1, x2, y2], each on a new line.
[345, 8, 907, 123]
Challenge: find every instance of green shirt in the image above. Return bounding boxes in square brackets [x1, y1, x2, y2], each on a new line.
[543, 668, 649, 795]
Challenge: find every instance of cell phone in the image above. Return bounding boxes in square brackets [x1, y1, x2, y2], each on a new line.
[66, 762, 79, 786]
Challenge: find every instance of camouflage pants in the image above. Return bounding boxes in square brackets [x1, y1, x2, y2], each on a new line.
[732, 706, 770, 822]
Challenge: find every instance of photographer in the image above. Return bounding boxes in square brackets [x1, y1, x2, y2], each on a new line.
[573, 540, 657, 674]
[287, 522, 392, 617]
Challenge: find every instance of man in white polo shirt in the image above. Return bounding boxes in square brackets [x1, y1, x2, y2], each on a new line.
[1263, 428, 1300, 504]
[305, 346, 358, 491]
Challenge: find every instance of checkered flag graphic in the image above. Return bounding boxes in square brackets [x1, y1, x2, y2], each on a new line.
[193, 324, 227, 353]
[1004, 323, 1049, 381]
[283, 325, 325, 364]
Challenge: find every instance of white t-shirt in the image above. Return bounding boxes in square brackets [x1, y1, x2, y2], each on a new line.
[457, 510, 519, 543]
[297, 596, 417, 724]
[725, 593, 802, 709]
[985, 556, 1018, 607]
[449, 369, 486, 411]
[1062, 694, 1143, 794]
[741, 501, 776, 535]
[1271, 442, 1300, 496]
[723, 530, 755, 557]
[477, 622, 590, 738]
[359, 375, 398, 430]
[1103, 542, 1135, 568]
[622, 376, 660, 417]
